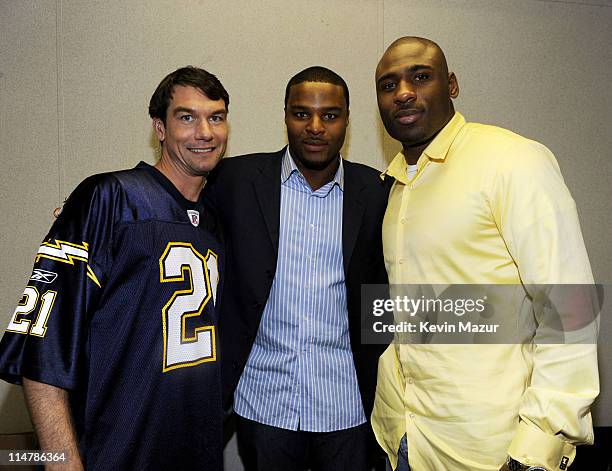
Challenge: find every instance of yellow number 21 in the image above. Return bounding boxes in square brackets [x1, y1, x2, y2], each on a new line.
[7, 287, 57, 337]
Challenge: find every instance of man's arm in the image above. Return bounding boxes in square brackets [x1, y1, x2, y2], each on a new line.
[492, 140, 598, 470]
[23, 377, 83, 471]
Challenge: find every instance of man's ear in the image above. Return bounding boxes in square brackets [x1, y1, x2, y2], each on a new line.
[448, 72, 459, 99]
[153, 118, 166, 141]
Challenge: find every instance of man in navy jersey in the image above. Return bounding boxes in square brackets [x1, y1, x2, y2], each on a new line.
[0, 67, 228, 470]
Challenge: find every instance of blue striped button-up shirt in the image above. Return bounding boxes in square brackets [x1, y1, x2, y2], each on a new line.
[233, 149, 366, 432]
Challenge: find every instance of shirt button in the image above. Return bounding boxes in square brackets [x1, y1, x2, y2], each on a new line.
[401, 217, 407, 224]
[399, 259, 405, 265]
[408, 378, 414, 384]
[409, 413, 415, 419]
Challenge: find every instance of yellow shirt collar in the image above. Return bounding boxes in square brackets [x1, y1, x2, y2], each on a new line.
[382, 112, 466, 184]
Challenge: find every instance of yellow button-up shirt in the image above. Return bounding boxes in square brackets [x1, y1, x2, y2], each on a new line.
[372, 113, 598, 470]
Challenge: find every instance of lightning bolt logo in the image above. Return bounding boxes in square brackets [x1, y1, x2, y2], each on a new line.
[35, 239, 101, 288]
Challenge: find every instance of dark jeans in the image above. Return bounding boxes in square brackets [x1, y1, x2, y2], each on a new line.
[235, 415, 369, 471]
[385, 434, 410, 471]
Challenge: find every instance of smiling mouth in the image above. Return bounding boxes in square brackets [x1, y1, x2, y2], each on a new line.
[394, 109, 423, 125]
[187, 147, 216, 154]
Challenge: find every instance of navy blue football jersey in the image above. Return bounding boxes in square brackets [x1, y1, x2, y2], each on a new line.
[0, 162, 223, 470]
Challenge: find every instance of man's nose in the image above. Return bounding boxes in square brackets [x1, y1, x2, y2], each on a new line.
[195, 119, 213, 140]
[394, 81, 416, 104]
[306, 115, 324, 134]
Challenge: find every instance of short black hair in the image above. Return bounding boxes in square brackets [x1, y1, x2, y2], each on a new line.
[284, 66, 349, 109]
[149, 66, 229, 125]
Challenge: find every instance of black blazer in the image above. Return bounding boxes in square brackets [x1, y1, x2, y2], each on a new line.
[204, 149, 391, 417]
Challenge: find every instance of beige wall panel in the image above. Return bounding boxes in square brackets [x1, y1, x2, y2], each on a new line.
[58, 1, 166, 189]
[381, 0, 612, 425]
[58, 0, 382, 199]
[0, 0, 59, 433]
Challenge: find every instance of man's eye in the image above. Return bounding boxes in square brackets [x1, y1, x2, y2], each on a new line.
[179, 114, 194, 122]
[209, 115, 225, 123]
[295, 111, 309, 119]
[380, 81, 395, 91]
[322, 113, 338, 120]
[415, 73, 430, 81]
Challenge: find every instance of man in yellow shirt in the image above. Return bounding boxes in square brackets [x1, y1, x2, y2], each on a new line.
[371, 36, 599, 471]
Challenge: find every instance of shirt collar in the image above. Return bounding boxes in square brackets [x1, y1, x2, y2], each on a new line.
[381, 112, 466, 185]
[282, 147, 344, 191]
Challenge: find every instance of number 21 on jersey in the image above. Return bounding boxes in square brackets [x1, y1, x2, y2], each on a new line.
[159, 242, 219, 372]
[6, 287, 57, 337]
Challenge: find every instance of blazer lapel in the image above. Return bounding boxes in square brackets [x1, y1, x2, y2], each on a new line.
[253, 149, 284, 252]
[342, 161, 366, 274]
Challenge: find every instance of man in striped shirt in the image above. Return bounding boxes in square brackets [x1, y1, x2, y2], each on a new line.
[204, 66, 391, 470]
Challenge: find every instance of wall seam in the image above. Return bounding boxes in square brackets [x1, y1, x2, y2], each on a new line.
[55, 0, 65, 204]
[378, 0, 388, 167]
[534, 0, 611, 7]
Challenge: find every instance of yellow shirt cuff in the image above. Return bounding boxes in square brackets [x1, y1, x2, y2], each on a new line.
[508, 421, 575, 470]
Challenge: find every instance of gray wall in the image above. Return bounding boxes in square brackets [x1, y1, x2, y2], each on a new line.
[1, 0, 610, 461]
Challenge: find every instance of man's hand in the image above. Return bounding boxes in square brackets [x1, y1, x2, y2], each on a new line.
[53, 198, 67, 218]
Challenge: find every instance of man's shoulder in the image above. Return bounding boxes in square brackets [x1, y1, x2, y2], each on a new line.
[68, 169, 121, 200]
[57, 164, 166, 224]
[205, 150, 284, 190]
[219, 150, 284, 169]
[462, 121, 544, 151]
[344, 159, 391, 190]
[74, 163, 148, 187]
[457, 120, 565, 193]
[344, 159, 381, 176]
[68, 164, 155, 201]
[459, 121, 555, 165]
